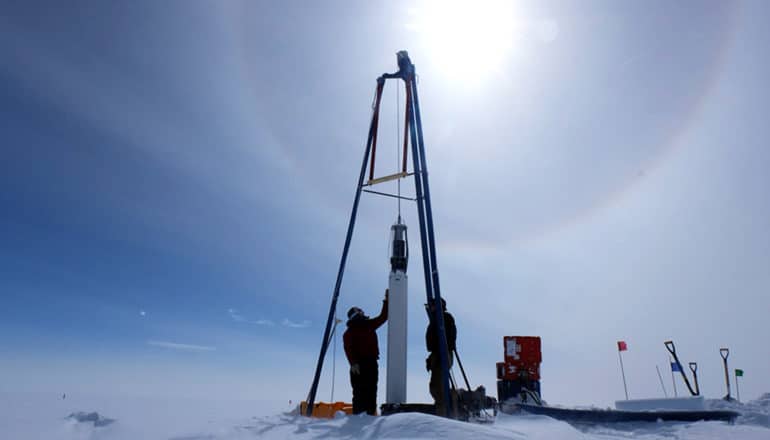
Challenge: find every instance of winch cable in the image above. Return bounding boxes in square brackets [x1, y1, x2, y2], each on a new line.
[396, 80, 402, 218]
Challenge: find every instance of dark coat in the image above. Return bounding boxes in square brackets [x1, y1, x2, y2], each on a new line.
[343, 300, 388, 365]
[426, 311, 456, 353]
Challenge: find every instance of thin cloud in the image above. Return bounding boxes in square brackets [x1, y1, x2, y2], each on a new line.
[228, 308, 246, 322]
[146, 340, 215, 352]
[282, 318, 311, 329]
[228, 308, 274, 326]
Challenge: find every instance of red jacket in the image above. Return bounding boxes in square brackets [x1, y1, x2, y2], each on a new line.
[343, 300, 388, 365]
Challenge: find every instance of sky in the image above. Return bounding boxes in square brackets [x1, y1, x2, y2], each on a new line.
[1, 0, 769, 408]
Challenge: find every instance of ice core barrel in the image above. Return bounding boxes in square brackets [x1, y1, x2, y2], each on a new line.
[386, 219, 408, 404]
[390, 220, 408, 272]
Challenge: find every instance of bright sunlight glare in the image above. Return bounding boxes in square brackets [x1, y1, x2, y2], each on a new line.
[407, 0, 518, 81]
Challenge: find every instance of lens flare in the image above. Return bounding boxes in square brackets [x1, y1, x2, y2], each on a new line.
[407, 0, 518, 80]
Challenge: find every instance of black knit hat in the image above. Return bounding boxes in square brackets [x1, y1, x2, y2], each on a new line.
[428, 298, 447, 310]
[347, 307, 363, 319]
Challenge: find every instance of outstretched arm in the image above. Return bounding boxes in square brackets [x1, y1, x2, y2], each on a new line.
[370, 289, 389, 329]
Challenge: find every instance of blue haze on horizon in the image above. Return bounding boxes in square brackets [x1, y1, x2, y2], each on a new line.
[1, 0, 769, 407]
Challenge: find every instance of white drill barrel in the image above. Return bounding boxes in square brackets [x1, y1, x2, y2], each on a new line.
[386, 270, 408, 403]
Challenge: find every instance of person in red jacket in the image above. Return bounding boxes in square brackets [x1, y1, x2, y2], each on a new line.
[343, 289, 388, 415]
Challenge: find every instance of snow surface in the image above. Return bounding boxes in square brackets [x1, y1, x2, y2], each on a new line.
[1, 392, 768, 439]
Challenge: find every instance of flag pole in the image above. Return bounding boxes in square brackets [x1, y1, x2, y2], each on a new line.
[656, 365, 668, 397]
[670, 356, 678, 397]
[618, 349, 629, 400]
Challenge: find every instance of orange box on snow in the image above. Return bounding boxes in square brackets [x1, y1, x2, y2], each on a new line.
[503, 336, 542, 364]
[299, 401, 353, 418]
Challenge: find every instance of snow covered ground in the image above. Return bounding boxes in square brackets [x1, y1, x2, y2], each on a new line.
[1, 391, 768, 439]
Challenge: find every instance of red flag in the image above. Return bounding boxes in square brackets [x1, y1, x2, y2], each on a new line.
[617, 341, 628, 351]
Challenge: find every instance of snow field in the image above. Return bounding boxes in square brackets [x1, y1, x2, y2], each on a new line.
[1, 392, 768, 439]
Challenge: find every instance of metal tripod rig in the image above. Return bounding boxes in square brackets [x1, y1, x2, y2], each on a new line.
[305, 51, 454, 417]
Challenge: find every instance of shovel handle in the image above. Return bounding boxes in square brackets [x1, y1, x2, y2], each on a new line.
[664, 340, 676, 355]
[689, 362, 698, 373]
[720, 348, 729, 360]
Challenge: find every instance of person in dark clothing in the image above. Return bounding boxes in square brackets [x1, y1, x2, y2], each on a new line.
[343, 289, 388, 415]
[425, 297, 457, 416]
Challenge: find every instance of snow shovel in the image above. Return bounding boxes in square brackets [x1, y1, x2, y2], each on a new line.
[720, 348, 732, 400]
[688, 362, 700, 396]
[664, 340, 698, 396]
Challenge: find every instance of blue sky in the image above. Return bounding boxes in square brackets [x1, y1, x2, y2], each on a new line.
[1, 0, 769, 407]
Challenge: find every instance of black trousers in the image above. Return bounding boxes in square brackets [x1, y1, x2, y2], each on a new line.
[350, 358, 378, 415]
[428, 352, 454, 416]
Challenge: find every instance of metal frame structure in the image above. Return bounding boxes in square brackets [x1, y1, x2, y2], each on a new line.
[305, 51, 454, 417]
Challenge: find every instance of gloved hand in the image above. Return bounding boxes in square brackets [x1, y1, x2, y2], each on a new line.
[351, 363, 361, 375]
[384, 289, 389, 302]
[425, 356, 431, 372]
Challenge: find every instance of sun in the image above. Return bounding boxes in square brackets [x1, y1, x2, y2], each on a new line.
[407, 0, 519, 81]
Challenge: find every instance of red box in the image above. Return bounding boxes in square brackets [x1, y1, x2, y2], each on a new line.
[506, 358, 540, 369]
[500, 361, 540, 381]
[504, 336, 542, 364]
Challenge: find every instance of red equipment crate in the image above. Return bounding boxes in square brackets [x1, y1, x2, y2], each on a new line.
[504, 336, 542, 364]
[499, 361, 540, 381]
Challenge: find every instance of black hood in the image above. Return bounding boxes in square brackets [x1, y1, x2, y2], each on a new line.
[346, 314, 368, 327]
